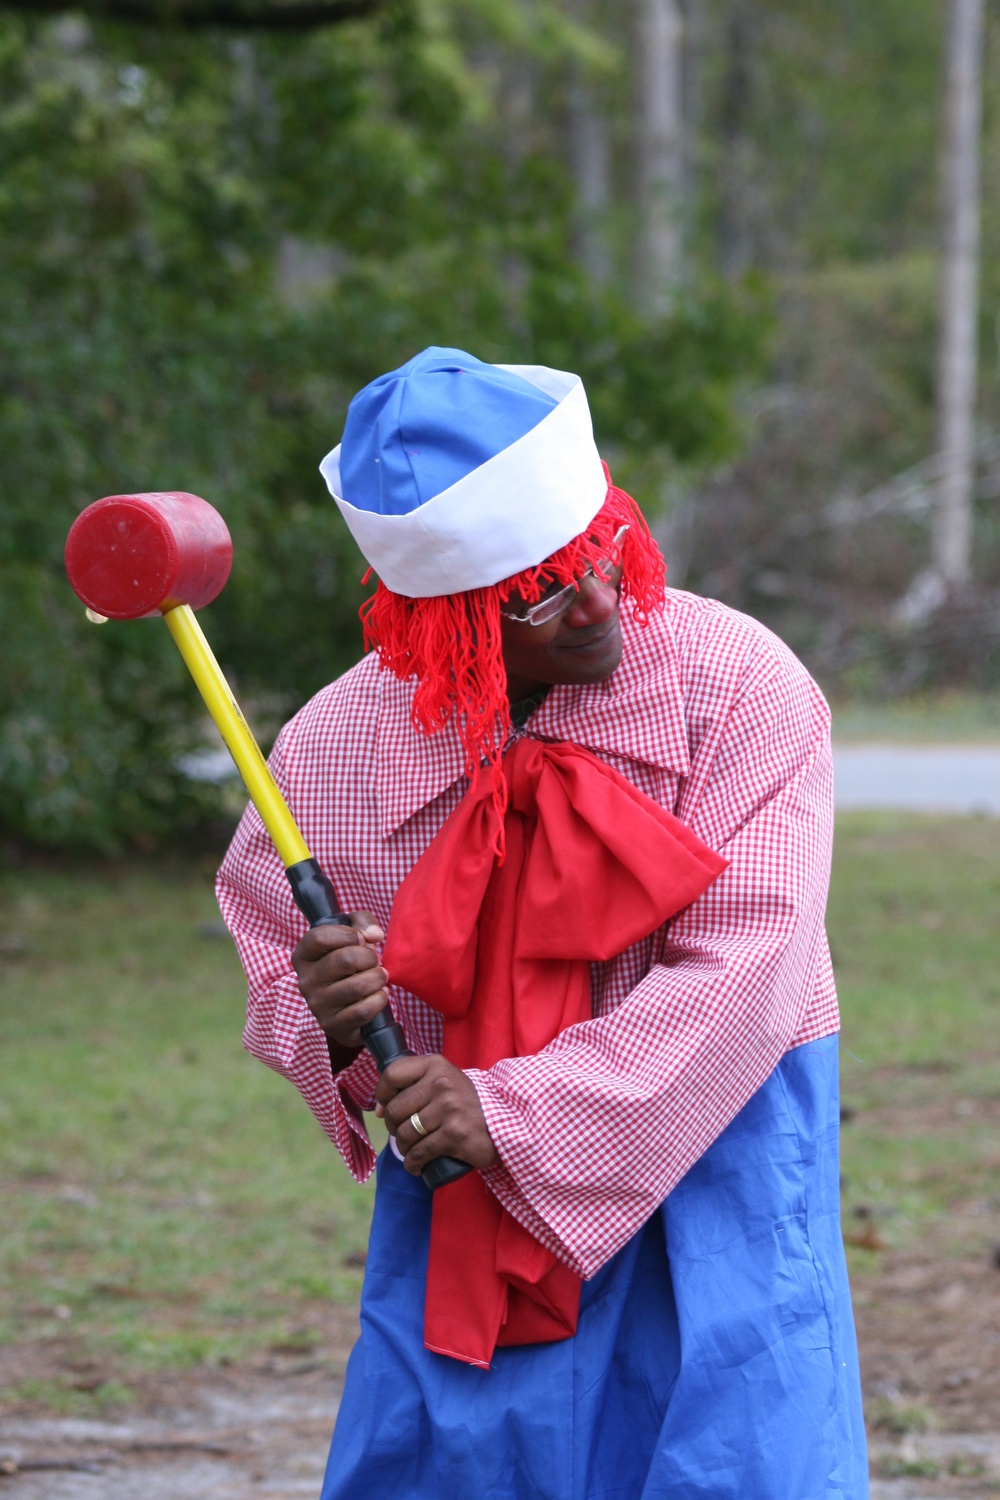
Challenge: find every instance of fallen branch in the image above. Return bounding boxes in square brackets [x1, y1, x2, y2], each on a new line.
[125, 1437, 233, 1455]
[0, 1436, 232, 1478]
[1, 1453, 114, 1475]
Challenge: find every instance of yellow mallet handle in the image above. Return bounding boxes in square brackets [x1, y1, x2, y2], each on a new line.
[160, 603, 472, 1189]
[162, 604, 310, 868]
[68, 493, 470, 1181]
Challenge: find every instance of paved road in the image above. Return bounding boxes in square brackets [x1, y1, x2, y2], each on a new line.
[834, 745, 1000, 814]
[188, 742, 1000, 815]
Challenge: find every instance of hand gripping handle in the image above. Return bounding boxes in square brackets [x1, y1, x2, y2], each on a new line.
[68, 591, 472, 1193]
[285, 858, 473, 1191]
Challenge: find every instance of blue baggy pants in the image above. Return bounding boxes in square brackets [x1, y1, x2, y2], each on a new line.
[321, 1036, 869, 1499]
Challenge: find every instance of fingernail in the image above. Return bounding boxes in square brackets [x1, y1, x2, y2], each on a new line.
[374, 1103, 384, 1118]
[364, 925, 385, 942]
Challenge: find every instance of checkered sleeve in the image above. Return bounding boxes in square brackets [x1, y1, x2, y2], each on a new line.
[215, 726, 379, 1183]
[468, 646, 837, 1279]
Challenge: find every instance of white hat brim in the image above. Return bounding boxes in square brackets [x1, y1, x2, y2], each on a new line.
[319, 364, 606, 597]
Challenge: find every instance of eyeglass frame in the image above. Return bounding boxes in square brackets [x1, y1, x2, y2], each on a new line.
[499, 525, 630, 627]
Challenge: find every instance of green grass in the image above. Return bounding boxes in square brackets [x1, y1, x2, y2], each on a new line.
[0, 857, 377, 1389]
[1, 812, 999, 1401]
[829, 692, 1000, 742]
[831, 814, 1000, 1247]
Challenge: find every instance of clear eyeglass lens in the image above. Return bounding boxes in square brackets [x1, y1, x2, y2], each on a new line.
[518, 583, 575, 627]
[507, 525, 629, 627]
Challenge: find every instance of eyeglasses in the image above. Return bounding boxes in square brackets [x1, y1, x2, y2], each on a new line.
[499, 525, 629, 627]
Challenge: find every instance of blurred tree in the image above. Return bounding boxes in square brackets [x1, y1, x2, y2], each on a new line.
[0, 2, 762, 850]
[667, 0, 1000, 694]
[632, 0, 684, 309]
[566, 0, 613, 287]
[2, 0, 379, 27]
[932, 0, 984, 592]
[715, 0, 753, 280]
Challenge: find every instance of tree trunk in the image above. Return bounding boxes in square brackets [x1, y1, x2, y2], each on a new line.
[568, 64, 613, 288]
[717, 0, 753, 279]
[498, 53, 536, 342]
[933, 0, 984, 588]
[681, 0, 708, 222]
[633, 0, 684, 313]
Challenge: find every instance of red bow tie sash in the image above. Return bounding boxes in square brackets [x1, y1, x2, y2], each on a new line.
[382, 738, 727, 1368]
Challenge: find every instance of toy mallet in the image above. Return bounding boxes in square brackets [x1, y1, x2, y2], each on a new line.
[64, 490, 471, 1191]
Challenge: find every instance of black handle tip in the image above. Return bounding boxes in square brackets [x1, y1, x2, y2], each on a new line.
[283, 863, 473, 1194]
[421, 1155, 475, 1190]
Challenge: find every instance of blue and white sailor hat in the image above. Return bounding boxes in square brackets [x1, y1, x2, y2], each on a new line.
[319, 346, 606, 597]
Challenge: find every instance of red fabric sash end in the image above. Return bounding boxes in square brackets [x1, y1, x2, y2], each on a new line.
[383, 738, 727, 1369]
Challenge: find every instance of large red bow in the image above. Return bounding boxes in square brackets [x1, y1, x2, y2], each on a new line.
[383, 738, 726, 1368]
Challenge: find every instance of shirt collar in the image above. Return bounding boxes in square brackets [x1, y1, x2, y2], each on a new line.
[375, 597, 690, 837]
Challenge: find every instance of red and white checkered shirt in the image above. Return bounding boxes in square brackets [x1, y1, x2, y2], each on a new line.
[216, 590, 839, 1280]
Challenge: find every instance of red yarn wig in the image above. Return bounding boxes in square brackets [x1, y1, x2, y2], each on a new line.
[359, 468, 665, 847]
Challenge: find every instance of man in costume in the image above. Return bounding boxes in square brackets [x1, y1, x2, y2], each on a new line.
[217, 347, 869, 1499]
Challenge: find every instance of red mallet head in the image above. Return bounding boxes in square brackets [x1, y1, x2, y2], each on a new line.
[65, 492, 232, 620]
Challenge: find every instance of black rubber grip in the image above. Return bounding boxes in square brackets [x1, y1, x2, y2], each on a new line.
[285, 858, 473, 1192]
[360, 1010, 473, 1189]
[285, 857, 352, 929]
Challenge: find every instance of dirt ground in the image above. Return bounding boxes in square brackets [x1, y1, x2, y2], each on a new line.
[853, 1216, 1000, 1498]
[2, 1241, 1000, 1498]
[0, 1303, 359, 1499]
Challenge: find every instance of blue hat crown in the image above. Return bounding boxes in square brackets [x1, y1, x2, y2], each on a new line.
[339, 347, 558, 517]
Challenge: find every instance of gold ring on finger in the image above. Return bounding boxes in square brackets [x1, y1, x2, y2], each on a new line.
[410, 1112, 428, 1138]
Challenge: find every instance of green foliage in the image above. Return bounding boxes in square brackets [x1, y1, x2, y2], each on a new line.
[682, 1, 1000, 692]
[686, 254, 984, 690]
[696, 0, 945, 266]
[0, 6, 763, 850]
